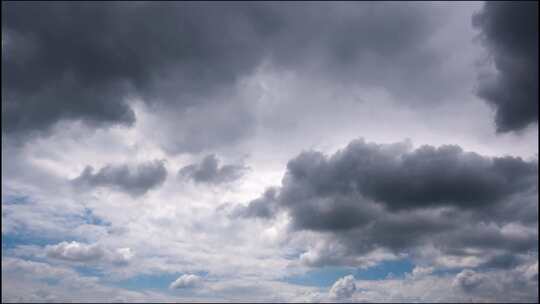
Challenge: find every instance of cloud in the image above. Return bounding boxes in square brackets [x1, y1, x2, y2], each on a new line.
[2, 257, 164, 302]
[452, 269, 485, 292]
[329, 275, 356, 300]
[236, 138, 538, 267]
[353, 264, 538, 302]
[231, 187, 279, 219]
[179, 154, 247, 185]
[46, 241, 105, 262]
[3, 2, 460, 145]
[45, 241, 134, 265]
[473, 2, 539, 133]
[169, 274, 203, 289]
[240, 138, 537, 218]
[72, 160, 167, 197]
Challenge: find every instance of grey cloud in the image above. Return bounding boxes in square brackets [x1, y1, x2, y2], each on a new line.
[473, 2, 539, 133]
[3, 2, 459, 143]
[279, 138, 536, 213]
[231, 188, 279, 219]
[452, 269, 485, 292]
[72, 160, 167, 196]
[236, 138, 538, 268]
[2, 2, 266, 141]
[179, 154, 247, 185]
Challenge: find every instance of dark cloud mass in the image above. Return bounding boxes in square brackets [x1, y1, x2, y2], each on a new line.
[237, 138, 538, 266]
[3, 2, 455, 143]
[280, 139, 536, 212]
[179, 154, 247, 185]
[72, 160, 167, 196]
[473, 1, 539, 133]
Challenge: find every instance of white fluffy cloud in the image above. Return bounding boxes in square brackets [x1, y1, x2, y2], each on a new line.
[45, 241, 133, 265]
[329, 275, 357, 300]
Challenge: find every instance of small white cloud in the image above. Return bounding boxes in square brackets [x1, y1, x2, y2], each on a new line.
[169, 274, 203, 289]
[329, 275, 356, 299]
[45, 241, 133, 265]
[46, 241, 105, 262]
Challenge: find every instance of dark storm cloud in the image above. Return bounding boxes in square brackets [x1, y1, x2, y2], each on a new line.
[179, 154, 248, 185]
[278, 139, 537, 213]
[2, 1, 265, 140]
[72, 160, 167, 197]
[3, 2, 453, 144]
[235, 138, 538, 267]
[473, 1, 539, 133]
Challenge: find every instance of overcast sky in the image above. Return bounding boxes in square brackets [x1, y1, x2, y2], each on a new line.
[2, 1, 538, 302]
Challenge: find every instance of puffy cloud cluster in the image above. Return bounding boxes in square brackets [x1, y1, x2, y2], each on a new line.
[72, 160, 167, 197]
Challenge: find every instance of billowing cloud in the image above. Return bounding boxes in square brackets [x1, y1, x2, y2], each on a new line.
[329, 275, 356, 300]
[240, 138, 537, 218]
[237, 138, 538, 267]
[169, 274, 203, 289]
[72, 160, 167, 196]
[179, 154, 247, 185]
[473, 2, 539, 133]
[45, 241, 134, 265]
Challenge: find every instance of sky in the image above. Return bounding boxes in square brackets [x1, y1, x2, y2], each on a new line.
[1, 1, 538, 302]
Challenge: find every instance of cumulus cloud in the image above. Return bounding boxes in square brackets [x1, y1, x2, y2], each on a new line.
[72, 160, 167, 197]
[179, 154, 247, 185]
[46, 241, 105, 262]
[169, 274, 203, 289]
[237, 138, 538, 267]
[329, 275, 356, 300]
[45, 241, 134, 265]
[473, 2, 539, 133]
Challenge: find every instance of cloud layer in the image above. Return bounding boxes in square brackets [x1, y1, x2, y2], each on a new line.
[1, 2, 538, 303]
